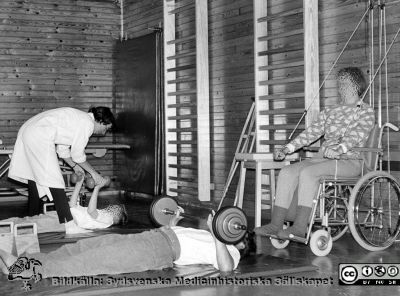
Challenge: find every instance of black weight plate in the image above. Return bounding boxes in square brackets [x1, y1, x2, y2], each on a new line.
[212, 206, 247, 244]
[150, 197, 179, 226]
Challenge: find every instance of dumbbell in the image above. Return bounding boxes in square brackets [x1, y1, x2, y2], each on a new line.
[86, 176, 111, 189]
[70, 173, 110, 189]
[70, 173, 84, 184]
[149, 197, 248, 245]
[85, 176, 95, 189]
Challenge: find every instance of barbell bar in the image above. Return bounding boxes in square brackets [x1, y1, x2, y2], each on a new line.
[150, 197, 248, 245]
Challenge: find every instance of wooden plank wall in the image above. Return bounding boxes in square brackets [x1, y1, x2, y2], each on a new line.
[0, 0, 119, 187]
[123, 0, 163, 38]
[123, 0, 400, 218]
[319, 0, 400, 180]
[208, 0, 255, 210]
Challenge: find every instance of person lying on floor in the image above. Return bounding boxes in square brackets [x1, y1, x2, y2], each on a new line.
[254, 67, 375, 240]
[0, 177, 127, 233]
[0, 210, 256, 278]
[68, 174, 128, 230]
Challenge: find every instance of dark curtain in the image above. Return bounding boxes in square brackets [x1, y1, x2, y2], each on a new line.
[113, 32, 163, 196]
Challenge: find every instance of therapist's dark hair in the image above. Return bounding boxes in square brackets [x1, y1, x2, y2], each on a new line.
[88, 106, 116, 131]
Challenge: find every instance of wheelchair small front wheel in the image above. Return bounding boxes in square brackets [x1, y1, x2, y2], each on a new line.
[309, 229, 333, 257]
[270, 237, 290, 249]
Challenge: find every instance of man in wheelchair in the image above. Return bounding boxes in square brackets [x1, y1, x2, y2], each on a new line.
[255, 67, 375, 240]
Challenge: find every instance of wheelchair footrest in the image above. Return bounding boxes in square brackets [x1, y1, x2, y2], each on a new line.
[269, 233, 308, 244]
[268, 234, 283, 240]
[286, 235, 308, 244]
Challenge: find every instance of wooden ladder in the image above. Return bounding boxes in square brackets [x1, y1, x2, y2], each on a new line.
[218, 101, 292, 227]
[253, 0, 320, 152]
[163, 0, 211, 201]
[218, 101, 256, 209]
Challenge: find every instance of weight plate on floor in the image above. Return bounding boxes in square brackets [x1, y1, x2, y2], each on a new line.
[212, 206, 248, 244]
[150, 197, 179, 226]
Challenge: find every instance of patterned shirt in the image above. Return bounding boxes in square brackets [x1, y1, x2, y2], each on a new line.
[286, 103, 375, 159]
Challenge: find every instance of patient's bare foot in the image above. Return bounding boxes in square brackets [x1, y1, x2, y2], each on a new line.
[65, 220, 93, 235]
[0, 249, 17, 275]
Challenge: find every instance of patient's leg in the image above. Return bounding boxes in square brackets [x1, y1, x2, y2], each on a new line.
[254, 160, 316, 236]
[274, 160, 319, 208]
[278, 159, 362, 239]
[29, 229, 175, 277]
[297, 159, 362, 208]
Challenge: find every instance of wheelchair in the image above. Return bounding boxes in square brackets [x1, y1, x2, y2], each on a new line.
[269, 122, 400, 256]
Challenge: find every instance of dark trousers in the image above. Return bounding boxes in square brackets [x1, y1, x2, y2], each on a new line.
[27, 180, 73, 224]
[32, 227, 180, 278]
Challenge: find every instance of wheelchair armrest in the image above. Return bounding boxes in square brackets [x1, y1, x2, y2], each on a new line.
[304, 147, 382, 153]
[303, 146, 319, 152]
[383, 122, 399, 132]
[352, 147, 383, 153]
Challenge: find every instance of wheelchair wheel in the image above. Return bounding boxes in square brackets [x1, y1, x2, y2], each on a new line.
[348, 171, 400, 251]
[270, 237, 290, 249]
[330, 222, 348, 242]
[270, 223, 290, 249]
[309, 229, 333, 257]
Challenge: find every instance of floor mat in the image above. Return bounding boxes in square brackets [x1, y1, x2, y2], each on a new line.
[0, 255, 317, 296]
[38, 228, 147, 245]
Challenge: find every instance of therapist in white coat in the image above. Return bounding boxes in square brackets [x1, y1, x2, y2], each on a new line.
[8, 106, 115, 234]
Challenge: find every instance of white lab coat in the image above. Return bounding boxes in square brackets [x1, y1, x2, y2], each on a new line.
[8, 108, 94, 200]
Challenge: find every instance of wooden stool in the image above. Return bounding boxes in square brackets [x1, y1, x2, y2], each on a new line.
[234, 153, 295, 227]
[0, 222, 16, 255]
[14, 223, 40, 256]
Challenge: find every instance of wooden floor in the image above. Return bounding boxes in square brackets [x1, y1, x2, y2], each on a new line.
[1, 193, 400, 296]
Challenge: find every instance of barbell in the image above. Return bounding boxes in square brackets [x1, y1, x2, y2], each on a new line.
[149, 197, 248, 245]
